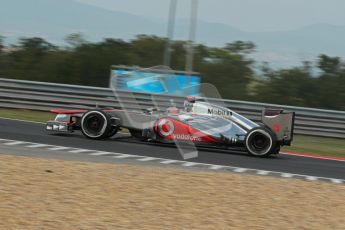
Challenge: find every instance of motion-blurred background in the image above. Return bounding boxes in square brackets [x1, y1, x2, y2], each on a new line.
[0, 0, 345, 110]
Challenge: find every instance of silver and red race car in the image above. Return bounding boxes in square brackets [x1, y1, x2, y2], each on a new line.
[46, 97, 295, 157]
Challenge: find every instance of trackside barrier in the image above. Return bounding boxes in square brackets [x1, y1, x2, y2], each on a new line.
[0, 77, 344, 138]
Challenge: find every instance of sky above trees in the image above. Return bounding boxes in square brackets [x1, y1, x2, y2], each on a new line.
[2, 0, 344, 69]
[76, 0, 345, 31]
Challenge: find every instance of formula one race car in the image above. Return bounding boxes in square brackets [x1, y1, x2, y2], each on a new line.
[46, 97, 295, 157]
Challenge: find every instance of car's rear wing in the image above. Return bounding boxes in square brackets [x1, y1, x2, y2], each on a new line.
[261, 108, 295, 146]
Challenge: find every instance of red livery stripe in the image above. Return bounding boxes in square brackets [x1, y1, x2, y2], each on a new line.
[50, 109, 87, 114]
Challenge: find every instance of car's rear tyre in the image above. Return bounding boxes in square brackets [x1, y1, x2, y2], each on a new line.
[245, 127, 277, 157]
[81, 110, 114, 140]
[129, 129, 148, 141]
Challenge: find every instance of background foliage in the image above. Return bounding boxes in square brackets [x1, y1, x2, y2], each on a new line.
[0, 34, 344, 110]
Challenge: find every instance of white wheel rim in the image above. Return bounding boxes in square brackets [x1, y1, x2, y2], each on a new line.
[246, 129, 273, 156]
[81, 111, 108, 138]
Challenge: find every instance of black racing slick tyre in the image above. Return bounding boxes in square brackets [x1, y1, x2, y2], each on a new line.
[81, 110, 113, 140]
[129, 129, 148, 141]
[245, 127, 277, 157]
[105, 127, 119, 138]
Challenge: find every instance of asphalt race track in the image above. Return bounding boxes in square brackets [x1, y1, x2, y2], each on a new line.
[0, 118, 344, 180]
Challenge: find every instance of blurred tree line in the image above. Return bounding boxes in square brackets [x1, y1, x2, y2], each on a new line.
[0, 34, 344, 110]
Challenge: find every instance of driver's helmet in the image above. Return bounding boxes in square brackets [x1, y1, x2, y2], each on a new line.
[184, 96, 196, 112]
[186, 96, 196, 103]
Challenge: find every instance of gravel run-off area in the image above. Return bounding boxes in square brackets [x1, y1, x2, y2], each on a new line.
[0, 154, 344, 229]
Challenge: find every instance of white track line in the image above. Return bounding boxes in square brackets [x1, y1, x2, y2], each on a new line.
[330, 179, 343, 184]
[48, 146, 71, 151]
[160, 159, 179, 164]
[182, 162, 199, 167]
[0, 137, 343, 184]
[89, 151, 115, 156]
[0, 117, 45, 124]
[233, 168, 247, 173]
[281, 173, 294, 178]
[137, 157, 157, 162]
[112, 154, 138, 159]
[68, 149, 93, 153]
[3, 141, 26, 146]
[27, 144, 50, 148]
[209, 165, 225, 170]
[306, 176, 318, 181]
[256, 170, 270, 175]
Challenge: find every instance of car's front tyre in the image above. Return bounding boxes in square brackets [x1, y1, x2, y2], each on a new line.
[81, 110, 114, 140]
